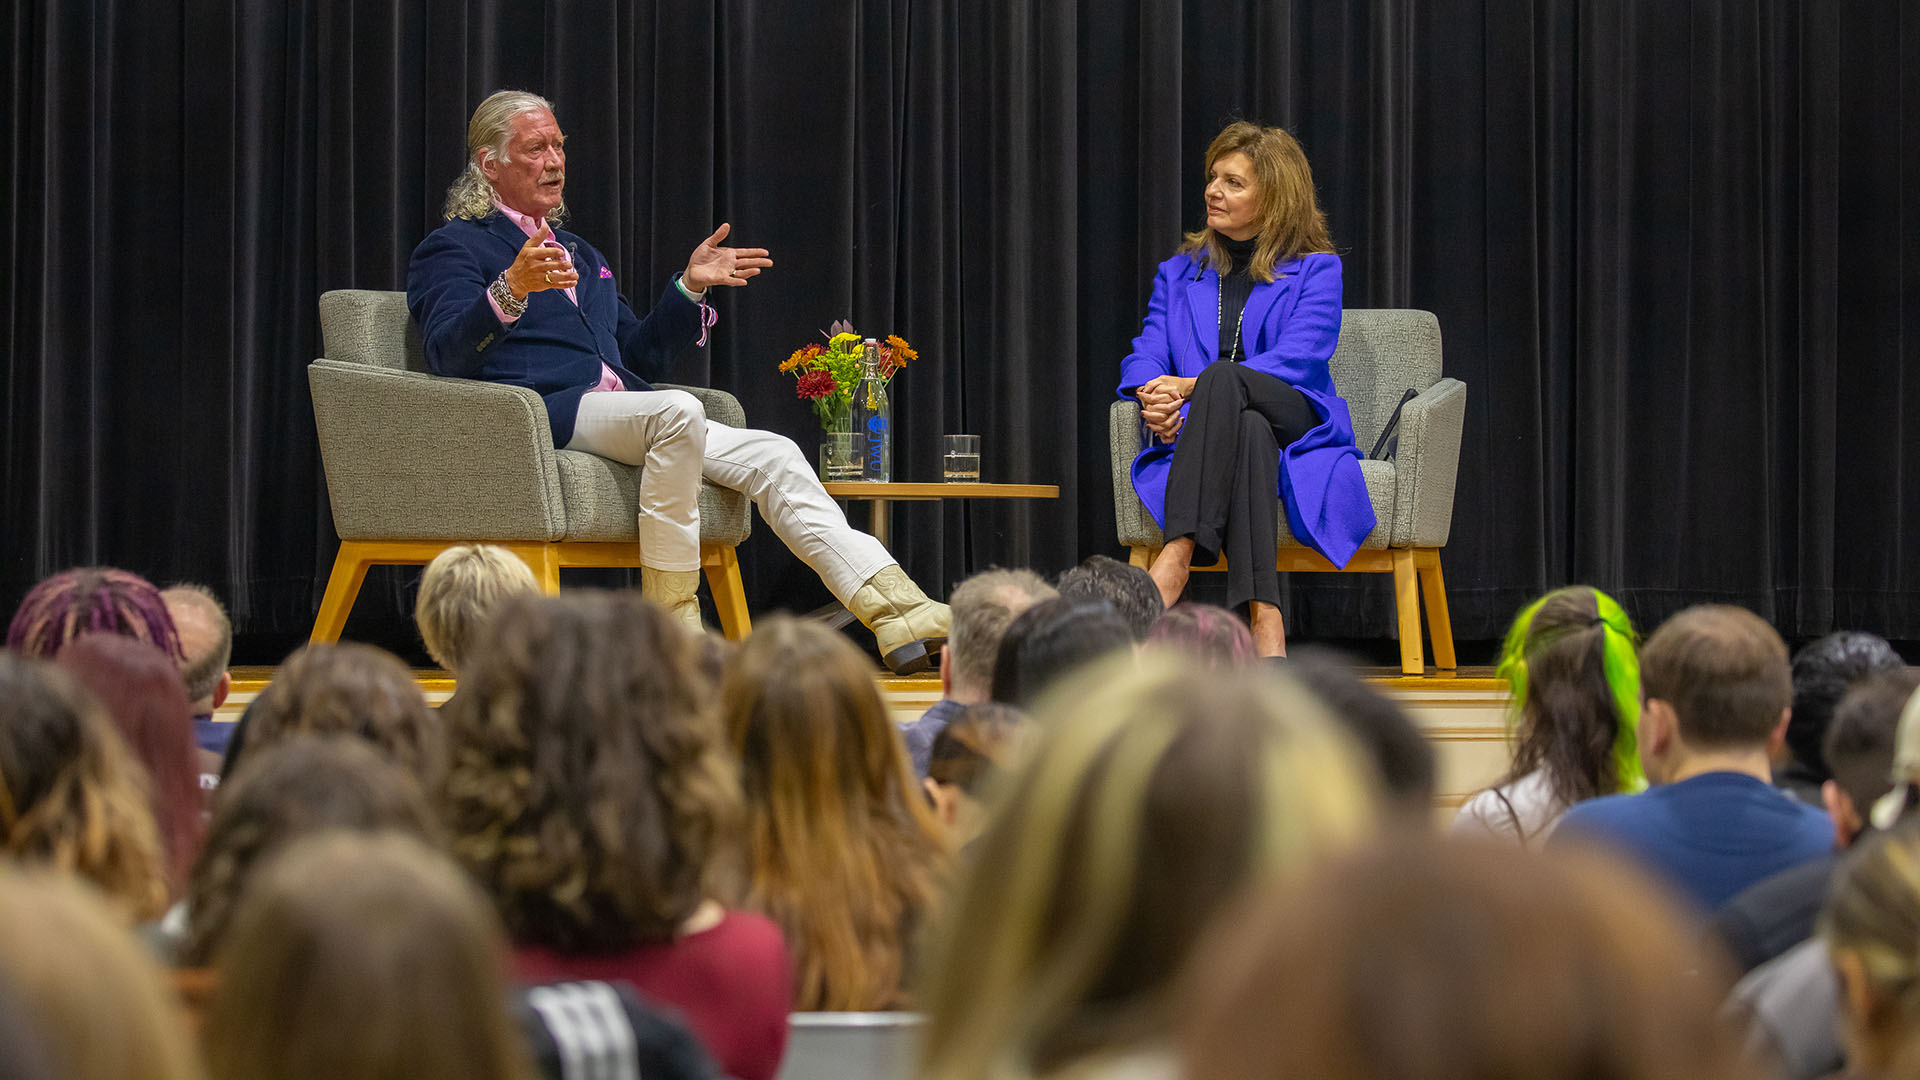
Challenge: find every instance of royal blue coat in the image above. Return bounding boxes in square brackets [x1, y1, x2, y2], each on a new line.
[1117, 251, 1376, 568]
[406, 213, 705, 447]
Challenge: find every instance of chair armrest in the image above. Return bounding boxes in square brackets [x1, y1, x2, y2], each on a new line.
[1109, 399, 1162, 548]
[309, 359, 566, 541]
[1389, 376, 1466, 548]
[658, 384, 746, 428]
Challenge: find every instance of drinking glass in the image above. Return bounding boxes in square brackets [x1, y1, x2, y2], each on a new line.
[942, 435, 981, 482]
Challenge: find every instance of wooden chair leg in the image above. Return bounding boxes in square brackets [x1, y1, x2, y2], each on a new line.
[1391, 548, 1425, 676]
[1417, 549, 1457, 670]
[1129, 545, 1159, 571]
[310, 542, 373, 644]
[702, 544, 752, 641]
[503, 543, 562, 594]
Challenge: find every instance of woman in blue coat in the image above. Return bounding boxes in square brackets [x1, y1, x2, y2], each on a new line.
[1121, 122, 1375, 656]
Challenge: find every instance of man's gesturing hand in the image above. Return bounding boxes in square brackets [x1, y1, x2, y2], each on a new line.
[502, 220, 578, 299]
[683, 223, 774, 291]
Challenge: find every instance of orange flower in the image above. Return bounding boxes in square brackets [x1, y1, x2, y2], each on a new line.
[885, 334, 917, 364]
[779, 347, 809, 373]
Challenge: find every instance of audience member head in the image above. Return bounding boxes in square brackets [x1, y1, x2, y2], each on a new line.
[1494, 585, 1645, 802]
[204, 831, 532, 1080]
[990, 597, 1134, 709]
[1146, 602, 1257, 668]
[923, 702, 1024, 849]
[1182, 837, 1747, 1080]
[1822, 670, 1920, 848]
[161, 583, 233, 710]
[6, 566, 182, 662]
[415, 544, 541, 677]
[241, 642, 443, 784]
[1288, 647, 1438, 821]
[721, 615, 948, 1010]
[1867, 685, 1920, 832]
[443, 591, 738, 953]
[944, 569, 1056, 703]
[1822, 822, 1920, 1077]
[1787, 631, 1905, 783]
[919, 655, 1377, 1079]
[0, 654, 168, 920]
[1638, 605, 1792, 782]
[1055, 555, 1163, 642]
[0, 871, 200, 1080]
[54, 633, 206, 894]
[181, 734, 442, 966]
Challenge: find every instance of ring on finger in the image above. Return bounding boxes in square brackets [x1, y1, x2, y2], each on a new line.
[544, 270, 553, 285]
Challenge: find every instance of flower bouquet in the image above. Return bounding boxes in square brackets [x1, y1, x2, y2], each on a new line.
[780, 319, 915, 430]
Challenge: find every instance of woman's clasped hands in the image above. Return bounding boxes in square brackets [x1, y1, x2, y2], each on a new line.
[1136, 374, 1199, 444]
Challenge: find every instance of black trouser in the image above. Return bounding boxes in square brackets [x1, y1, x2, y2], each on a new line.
[1162, 362, 1319, 611]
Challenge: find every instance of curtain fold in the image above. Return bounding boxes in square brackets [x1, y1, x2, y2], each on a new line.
[4, 0, 1916, 654]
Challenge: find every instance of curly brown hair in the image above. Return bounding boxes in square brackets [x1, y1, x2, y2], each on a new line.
[0, 654, 169, 921]
[722, 615, 950, 1011]
[180, 734, 442, 966]
[442, 591, 741, 952]
[240, 642, 445, 786]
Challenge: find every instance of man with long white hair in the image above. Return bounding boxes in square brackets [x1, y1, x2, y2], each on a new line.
[408, 90, 948, 672]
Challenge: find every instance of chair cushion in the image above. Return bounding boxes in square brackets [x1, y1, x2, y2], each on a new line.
[1275, 458, 1394, 552]
[555, 451, 751, 545]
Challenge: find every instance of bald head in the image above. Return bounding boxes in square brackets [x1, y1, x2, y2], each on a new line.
[162, 584, 232, 708]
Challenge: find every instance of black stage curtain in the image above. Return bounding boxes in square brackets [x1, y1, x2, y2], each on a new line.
[5, 1, 1917, 654]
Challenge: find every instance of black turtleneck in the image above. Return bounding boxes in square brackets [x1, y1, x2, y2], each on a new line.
[1216, 235, 1258, 363]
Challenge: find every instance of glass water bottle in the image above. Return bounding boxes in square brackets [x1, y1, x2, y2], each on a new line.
[851, 337, 893, 482]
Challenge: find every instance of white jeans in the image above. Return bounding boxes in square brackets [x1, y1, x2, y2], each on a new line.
[565, 390, 893, 602]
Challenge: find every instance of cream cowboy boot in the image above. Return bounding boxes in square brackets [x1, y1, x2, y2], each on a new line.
[641, 568, 705, 634]
[847, 566, 951, 675]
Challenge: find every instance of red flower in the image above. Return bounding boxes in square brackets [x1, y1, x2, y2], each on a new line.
[795, 370, 837, 400]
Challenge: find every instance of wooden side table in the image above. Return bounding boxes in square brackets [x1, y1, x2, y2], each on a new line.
[822, 482, 1060, 549]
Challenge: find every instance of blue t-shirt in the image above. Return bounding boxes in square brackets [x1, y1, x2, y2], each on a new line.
[900, 698, 965, 779]
[1550, 771, 1832, 912]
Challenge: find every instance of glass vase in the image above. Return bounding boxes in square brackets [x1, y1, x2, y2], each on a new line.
[818, 399, 861, 482]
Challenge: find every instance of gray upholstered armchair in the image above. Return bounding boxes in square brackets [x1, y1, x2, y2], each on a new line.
[307, 289, 754, 642]
[1111, 308, 1465, 674]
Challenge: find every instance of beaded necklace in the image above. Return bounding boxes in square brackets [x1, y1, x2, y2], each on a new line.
[1216, 283, 1244, 364]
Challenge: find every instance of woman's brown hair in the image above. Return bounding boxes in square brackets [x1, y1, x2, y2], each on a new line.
[203, 830, 532, 1080]
[442, 591, 741, 951]
[0, 871, 200, 1080]
[180, 734, 443, 966]
[1177, 121, 1334, 282]
[721, 615, 949, 1011]
[1181, 836, 1749, 1080]
[0, 653, 169, 920]
[55, 633, 207, 896]
[241, 641, 445, 784]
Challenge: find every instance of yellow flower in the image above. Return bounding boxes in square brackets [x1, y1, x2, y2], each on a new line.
[885, 334, 917, 364]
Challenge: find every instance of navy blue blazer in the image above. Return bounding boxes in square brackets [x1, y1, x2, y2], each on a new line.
[406, 213, 706, 447]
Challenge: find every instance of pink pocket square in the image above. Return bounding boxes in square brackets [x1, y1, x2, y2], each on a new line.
[599, 266, 613, 279]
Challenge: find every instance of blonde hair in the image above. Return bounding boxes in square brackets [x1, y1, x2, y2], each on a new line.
[722, 615, 950, 1011]
[416, 544, 541, 675]
[0, 654, 170, 920]
[0, 871, 200, 1080]
[444, 89, 566, 223]
[918, 654, 1377, 1080]
[203, 830, 533, 1080]
[1176, 121, 1334, 283]
[1822, 823, 1920, 1074]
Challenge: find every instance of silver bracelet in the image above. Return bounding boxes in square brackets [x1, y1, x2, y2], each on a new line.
[490, 272, 528, 319]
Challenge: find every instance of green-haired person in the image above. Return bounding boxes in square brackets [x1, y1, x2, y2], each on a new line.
[1451, 586, 1644, 847]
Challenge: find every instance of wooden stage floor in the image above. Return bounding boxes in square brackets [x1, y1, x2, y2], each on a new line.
[225, 664, 1512, 818]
